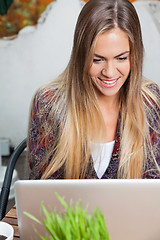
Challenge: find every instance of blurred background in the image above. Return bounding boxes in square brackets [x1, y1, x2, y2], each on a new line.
[0, 0, 53, 38]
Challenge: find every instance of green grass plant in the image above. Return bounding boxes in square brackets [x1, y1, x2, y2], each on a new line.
[24, 193, 110, 240]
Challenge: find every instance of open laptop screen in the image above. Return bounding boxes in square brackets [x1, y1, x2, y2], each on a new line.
[14, 179, 160, 240]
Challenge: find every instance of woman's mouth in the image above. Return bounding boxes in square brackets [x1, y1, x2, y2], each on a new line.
[98, 77, 120, 87]
[101, 78, 118, 84]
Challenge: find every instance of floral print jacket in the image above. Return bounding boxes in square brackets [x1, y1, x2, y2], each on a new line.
[28, 83, 160, 179]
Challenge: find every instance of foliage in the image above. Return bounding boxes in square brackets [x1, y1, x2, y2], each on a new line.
[0, 0, 53, 38]
[24, 193, 110, 240]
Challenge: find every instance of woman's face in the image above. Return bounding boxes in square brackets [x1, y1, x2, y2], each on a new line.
[89, 27, 130, 102]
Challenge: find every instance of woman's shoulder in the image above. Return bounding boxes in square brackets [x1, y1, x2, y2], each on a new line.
[142, 79, 160, 107]
[34, 86, 57, 105]
[142, 79, 160, 96]
[31, 84, 59, 115]
[142, 80, 160, 129]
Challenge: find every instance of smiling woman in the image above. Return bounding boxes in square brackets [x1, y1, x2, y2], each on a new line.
[27, 0, 160, 180]
[89, 28, 131, 143]
[89, 28, 130, 102]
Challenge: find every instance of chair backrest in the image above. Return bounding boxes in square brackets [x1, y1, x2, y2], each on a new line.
[0, 138, 27, 220]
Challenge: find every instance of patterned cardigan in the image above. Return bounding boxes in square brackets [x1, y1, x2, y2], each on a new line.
[28, 83, 160, 179]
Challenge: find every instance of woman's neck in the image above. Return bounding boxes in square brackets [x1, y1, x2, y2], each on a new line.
[97, 92, 120, 111]
[97, 95, 120, 143]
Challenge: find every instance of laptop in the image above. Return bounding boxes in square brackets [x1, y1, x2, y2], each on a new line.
[14, 179, 160, 240]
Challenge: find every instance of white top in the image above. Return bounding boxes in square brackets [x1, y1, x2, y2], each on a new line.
[90, 141, 115, 178]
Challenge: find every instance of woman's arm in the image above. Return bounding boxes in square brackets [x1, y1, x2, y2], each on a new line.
[27, 88, 57, 179]
[143, 83, 160, 178]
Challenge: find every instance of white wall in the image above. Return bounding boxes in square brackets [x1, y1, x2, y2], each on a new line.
[0, 0, 82, 146]
[0, 0, 160, 147]
[133, 1, 160, 86]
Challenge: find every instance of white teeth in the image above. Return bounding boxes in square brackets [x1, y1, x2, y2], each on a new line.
[102, 78, 117, 84]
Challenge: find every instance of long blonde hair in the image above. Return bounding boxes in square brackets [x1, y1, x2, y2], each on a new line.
[28, 0, 160, 179]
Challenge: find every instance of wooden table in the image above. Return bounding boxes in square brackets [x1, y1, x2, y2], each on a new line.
[2, 205, 20, 239]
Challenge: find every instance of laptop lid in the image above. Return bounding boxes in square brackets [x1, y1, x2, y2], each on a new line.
[14, 179, 160, 240]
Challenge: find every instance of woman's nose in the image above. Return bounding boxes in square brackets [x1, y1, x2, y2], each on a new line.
[101, 62, 116, 78]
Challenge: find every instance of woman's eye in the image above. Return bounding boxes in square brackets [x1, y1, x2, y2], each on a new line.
[93, 58, 102, 63]
[117, 56, 128, 61]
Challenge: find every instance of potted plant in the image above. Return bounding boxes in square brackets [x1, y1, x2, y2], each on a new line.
[24, 193, 110, 240]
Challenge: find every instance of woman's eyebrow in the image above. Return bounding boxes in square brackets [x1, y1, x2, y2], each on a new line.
[115, 51, 130, 58]
[94, 53, 105, 59]
[94, 51, 130, 59]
